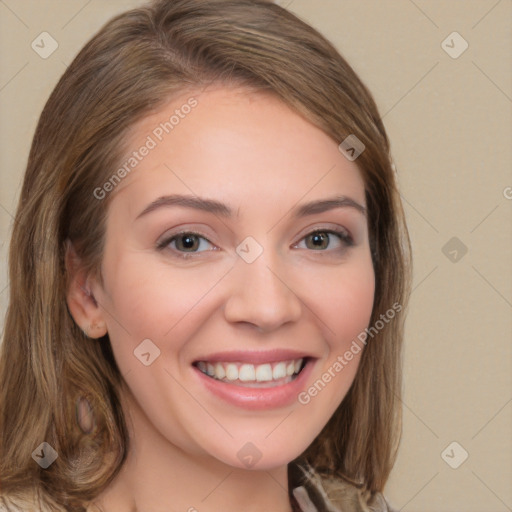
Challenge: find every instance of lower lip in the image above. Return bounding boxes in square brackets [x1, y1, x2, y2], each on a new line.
[193, 359, 315, 411]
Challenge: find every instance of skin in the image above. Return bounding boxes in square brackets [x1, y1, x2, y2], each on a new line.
[66, 85, 375, 512]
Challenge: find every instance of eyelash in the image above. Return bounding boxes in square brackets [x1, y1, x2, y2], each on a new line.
[157, 228, 354, 260]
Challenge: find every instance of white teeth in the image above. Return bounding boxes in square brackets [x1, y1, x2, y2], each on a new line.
[214, 363, 226, 380]
[225, 363, 239, 381]
[239, 364, 256, 382]
[272, 362, 287, 380]
[197, 358, 305, 384]
[255, 364, 273, 382]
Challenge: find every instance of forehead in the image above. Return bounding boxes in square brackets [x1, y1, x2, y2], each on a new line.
[110, 85, 366, 216]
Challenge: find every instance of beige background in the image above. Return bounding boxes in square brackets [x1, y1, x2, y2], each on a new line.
[0, 1, 511, 510]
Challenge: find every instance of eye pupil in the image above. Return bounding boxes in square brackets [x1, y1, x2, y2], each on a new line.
[178, 234, 198, 251]
[308, 232, 329, 250]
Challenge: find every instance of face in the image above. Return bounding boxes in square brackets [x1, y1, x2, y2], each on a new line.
[84, 86, 375, 470]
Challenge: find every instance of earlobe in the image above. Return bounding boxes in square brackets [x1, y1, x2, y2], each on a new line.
[64, 239, 107, 339]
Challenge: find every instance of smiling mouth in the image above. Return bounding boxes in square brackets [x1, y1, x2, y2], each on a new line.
[193, 358, 308, 388]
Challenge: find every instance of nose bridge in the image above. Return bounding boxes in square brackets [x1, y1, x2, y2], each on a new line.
[223, 240, 302, 331]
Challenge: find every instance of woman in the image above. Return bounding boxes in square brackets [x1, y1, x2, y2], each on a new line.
[0, 1, 411, 510]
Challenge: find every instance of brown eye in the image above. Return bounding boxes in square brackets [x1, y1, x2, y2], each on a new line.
[174, 234, 201, 252]
[299, 229, 353, 251]
[157, 231, 216, 258]
[305, 231, 330, 250]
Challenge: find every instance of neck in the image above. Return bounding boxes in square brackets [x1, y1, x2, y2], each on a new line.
[93, 385, 293, 512]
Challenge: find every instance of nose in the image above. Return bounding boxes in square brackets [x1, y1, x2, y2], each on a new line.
[223, 250, 302, 332]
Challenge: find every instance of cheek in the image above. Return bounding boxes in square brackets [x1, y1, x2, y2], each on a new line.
[305, 253, 375, 348]
[300, 254, 375, 402]
[97, 252, 230, 370]
[328, 267, 375, 348]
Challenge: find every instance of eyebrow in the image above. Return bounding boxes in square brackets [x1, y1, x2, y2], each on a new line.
[135, 193, 367, 220]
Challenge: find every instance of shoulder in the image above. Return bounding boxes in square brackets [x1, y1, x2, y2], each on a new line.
[291, 465, 398, 512]
[363, 490, 399, 512]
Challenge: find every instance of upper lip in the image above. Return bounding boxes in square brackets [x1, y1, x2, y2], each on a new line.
[193, 349, 313, 365]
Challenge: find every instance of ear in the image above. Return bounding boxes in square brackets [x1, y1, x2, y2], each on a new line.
[64, 239, 108, 339]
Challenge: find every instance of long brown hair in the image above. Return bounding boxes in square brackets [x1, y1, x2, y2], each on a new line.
[0, 1, 411, 510]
